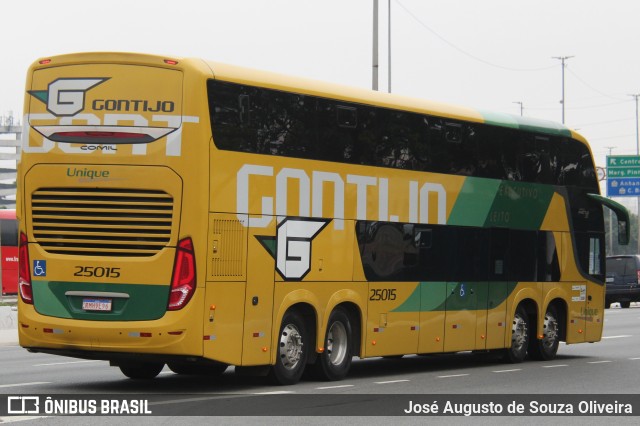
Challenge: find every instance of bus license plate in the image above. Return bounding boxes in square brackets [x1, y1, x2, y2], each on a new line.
[82, 298, 112, 312]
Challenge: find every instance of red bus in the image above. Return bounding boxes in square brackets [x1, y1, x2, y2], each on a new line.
[0, 209, 18, 295]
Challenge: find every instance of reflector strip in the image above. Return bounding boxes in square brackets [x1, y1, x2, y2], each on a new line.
[252, 332, 265, 338]
[43, 328, 64, 334]
[373, 327, 385, 333]
[128, 332, 152, 338]
[410, 326, 419, 331]
[203, 335, 217, 341]
[168, 331, 184, 335]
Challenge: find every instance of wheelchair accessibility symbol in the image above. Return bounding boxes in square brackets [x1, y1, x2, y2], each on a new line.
[33, 260, 47, 277]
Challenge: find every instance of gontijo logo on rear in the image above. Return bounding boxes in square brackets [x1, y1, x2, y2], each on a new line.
[25, 76, 199, 156]
[29, 78, 109, 117]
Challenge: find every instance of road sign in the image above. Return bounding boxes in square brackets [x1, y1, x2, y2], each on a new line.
[607, 156, 640, 197]
[607, 178, 640, 197]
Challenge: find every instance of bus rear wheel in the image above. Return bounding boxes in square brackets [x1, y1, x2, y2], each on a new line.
[503, 305, 529, 363]
[311, 308, 353, 381]
[268, 311, 309, 385]
[529, 305, 560, 361]
[118, 361, 164, 379]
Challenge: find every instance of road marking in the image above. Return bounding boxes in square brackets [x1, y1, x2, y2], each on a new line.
[253, 391, 296, 395]
[542, 364, 568, 368]
[629, 357, 640, 360]
[437, 374, 469, 378]
[0, 382, 51, 388]
[33, 360, 100, 367]
[587, 360, 612, 364]
[316, 384, 354, 390]
[602, 335, 632, 339]
[374, 379, 410, 384]
[492, 369, 522, 373]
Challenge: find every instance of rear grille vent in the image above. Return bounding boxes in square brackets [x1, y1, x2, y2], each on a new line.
[31, 188, 174, 257]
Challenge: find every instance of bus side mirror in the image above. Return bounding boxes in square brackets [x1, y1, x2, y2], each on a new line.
[586, 193, 630, 246]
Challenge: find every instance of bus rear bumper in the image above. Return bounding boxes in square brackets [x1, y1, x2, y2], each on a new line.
[17, 304, 203, 359]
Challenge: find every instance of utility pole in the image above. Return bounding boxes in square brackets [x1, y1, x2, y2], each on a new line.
[513, 101, 524, 116]
[629, 94, 640, 253]
[388, 0, 391, 93]
[373, 0, 379, 91]
[605, 146, 616, 254]
[552, 56, 574, 124]
[629, 94, 640, 155]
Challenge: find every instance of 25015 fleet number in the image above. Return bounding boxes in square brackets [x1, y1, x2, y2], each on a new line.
[74, 266, 121, 278]
[369, 288, 397, 301]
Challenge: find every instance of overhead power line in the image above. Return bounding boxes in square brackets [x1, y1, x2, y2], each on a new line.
[394, 0, 556, 72]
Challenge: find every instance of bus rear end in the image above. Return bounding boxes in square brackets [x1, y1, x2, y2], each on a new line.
[17, 53, 213, 378]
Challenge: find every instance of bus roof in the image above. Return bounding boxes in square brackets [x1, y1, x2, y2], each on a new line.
[30, 52, 582, 141]
[205, 60, 578, 140]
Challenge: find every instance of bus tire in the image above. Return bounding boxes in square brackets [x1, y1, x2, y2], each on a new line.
[311, 308, 353, 381]
[529, 305, 560, 361]
[503, 305, 529, 363]
[620, 301, 631, 308]
[268, 311, 309, 385]
[118, 361, 164, 379]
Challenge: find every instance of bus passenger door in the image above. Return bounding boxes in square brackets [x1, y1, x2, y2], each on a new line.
[443, 228, 488, 352]
[444, 281, 479, 352]
[203, 213, 249, 366]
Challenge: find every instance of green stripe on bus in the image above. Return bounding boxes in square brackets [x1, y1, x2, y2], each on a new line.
[480, 110, 573, 137]
[392, 281, 517, 312]
[447, 178, 501, 226]
[484, 181, 554, 229]
[31, 281, 169, 321]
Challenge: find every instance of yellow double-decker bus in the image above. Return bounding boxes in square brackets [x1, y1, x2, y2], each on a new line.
[17, 52, 629, 385]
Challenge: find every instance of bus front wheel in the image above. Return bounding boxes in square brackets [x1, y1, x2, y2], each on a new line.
[311, 308, 353, 381]
[118, 361, 164, 379]
[268, 311, 309, 385]
[503, 305, 529, 363]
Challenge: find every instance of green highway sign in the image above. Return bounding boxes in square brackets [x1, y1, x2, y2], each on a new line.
[607, 155, 640, 178]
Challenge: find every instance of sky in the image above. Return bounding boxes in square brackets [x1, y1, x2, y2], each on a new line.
[2, 0, 640, 187]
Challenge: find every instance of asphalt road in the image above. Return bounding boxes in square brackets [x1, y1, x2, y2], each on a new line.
[0, 305, 638, 424]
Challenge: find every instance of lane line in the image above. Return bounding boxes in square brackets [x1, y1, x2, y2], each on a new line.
[437, 374, 469, 378]
[316, 384, 354, 390]
[602, 335, 632, 339]
[374, 379, 410, 384]
[492, 369, 522, 373]
[629, 357, 640, 360]
[0, 382, 51, 388]
[587, 360, 612, 364]
[253, 391, 296, 395]
[542, 364, 568, 368]
[33, 360, 100, 367]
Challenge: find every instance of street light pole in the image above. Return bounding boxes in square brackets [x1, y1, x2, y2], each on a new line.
[552, 56, 574, 124]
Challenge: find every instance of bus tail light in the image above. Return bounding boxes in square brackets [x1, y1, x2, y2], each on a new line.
[18, 232, 33, 304]
[637, 269, 640, 284]
[168, 237, 196, 310]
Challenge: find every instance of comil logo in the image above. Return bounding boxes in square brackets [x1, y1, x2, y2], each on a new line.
[29, 78, 109, 117]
